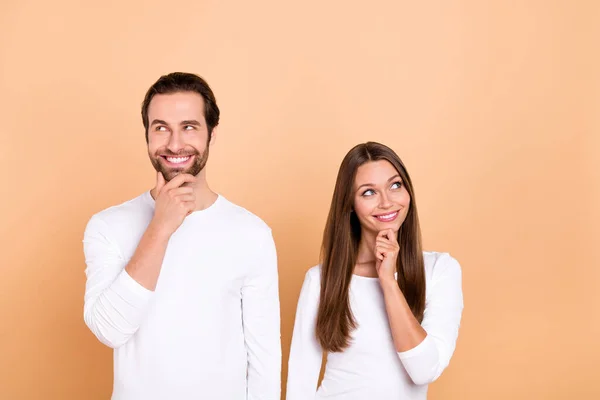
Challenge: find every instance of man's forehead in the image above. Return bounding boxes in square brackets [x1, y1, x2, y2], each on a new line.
[148, 92, 206, 120]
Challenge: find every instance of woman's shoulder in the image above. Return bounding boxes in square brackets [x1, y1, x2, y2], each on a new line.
[305, 265, 322, 283]
[297, 265, 321, 296]
[423, 251, 462, 284]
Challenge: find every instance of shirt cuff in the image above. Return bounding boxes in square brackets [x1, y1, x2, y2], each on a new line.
[112, 268, 154, 306]
[397, 334, 432, 359]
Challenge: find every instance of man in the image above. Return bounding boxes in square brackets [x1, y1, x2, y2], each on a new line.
[83, 72, 281, 399]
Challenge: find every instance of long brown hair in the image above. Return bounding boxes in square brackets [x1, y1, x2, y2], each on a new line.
[316, 142, 426, 352]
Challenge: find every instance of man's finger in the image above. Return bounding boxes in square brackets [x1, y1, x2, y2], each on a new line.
[155, 171, 166, 193]
[176, 194, 196, 203]
[165, 173, 196, 189]
[168, 187, 195, 197]
[183, 201, 196, 215]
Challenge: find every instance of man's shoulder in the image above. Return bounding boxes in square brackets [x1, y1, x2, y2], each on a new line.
[218, 196, 272, 235]
[85, 192, 152, 233]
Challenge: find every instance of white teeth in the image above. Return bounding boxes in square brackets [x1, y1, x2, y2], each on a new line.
[376, 212, 398, 220]
[166, 156, 190, 164]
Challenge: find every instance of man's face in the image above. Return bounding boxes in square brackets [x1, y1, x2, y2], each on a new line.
[147, 91, 211, 181]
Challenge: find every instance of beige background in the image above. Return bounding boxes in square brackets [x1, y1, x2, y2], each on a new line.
[1, 1, 599, 399]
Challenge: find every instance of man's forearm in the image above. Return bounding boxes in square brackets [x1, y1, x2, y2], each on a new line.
[125, 222, 171, 291]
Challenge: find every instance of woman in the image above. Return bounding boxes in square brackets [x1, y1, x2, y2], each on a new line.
[286, 142, 464, 399]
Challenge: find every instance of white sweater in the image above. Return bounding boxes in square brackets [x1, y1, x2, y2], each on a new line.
[83, 192, 281, 400]
[286, 252, 463, 400]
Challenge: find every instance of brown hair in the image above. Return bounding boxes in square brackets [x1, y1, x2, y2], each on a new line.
[316, 141, 426, 352]
[141, 72, 220, 142]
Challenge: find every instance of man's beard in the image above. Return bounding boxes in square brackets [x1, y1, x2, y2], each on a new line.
[149, 146, 209, 182]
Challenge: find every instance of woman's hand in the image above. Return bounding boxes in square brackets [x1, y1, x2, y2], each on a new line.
[375, 229, 399, 283]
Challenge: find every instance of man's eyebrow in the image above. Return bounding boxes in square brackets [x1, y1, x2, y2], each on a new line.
[181, 120, 201, 126]
[150, 119, 168, 126]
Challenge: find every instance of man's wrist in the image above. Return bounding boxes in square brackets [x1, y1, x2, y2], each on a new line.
[146, 220, 172, 242]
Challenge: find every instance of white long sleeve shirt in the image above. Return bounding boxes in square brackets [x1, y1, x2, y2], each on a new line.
[286, 252, 463, 400]
[83, 192, 281, 400]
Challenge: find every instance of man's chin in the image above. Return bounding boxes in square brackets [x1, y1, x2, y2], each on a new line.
[160, 168, 194, 182]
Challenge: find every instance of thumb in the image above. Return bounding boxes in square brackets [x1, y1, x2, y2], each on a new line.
[155, 171, 166, 193]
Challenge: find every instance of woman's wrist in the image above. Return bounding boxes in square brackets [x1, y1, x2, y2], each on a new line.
[379, 275, 399, 290]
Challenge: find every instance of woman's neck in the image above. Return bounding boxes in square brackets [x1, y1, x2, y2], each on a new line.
[354, 230, 379, 277]
[356, 230, 377, 264]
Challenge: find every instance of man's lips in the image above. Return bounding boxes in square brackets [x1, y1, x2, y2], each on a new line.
[160, 155, 194, 166]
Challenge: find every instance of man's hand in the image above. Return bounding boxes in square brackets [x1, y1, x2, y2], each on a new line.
[150, 172, 196, 237]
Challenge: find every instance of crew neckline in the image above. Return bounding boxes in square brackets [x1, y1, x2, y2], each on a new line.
[351, 271, 398, 281]
[351, 273, 380, 281]
[142, 190, 223, 216]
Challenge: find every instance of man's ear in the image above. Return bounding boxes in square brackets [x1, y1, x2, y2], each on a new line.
[209, 126, 218, 145]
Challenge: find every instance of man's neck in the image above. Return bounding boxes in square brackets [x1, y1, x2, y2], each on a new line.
[150, 173, 218, 212]
[191, 184, 219, 211]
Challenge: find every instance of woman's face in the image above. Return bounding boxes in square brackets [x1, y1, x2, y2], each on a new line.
[352, 160, 411, 236]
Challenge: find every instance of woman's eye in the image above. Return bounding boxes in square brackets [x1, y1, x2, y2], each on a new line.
[391, 181, 403, 189]
[362, 189, 375, 196]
